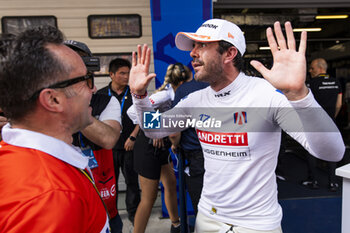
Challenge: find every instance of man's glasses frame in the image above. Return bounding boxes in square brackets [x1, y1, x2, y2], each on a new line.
[30, 73, 94, 100]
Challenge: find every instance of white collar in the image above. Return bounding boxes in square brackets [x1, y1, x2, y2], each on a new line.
[210, 72, 245, 98]
[1, 124, 88, 169]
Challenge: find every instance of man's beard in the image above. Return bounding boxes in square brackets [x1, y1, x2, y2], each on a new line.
[194, 56, 223, 83]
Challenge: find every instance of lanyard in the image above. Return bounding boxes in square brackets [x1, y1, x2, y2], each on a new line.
[79, 132, 87, 148]
[108, 86, 129, 114]
[78, 132, 98, 169]
[78, 168, 111, 220]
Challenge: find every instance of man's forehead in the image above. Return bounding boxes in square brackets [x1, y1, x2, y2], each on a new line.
[118, 66, 130, 71]
[46, 44, 73, 61]
[47, 44, 86, 72]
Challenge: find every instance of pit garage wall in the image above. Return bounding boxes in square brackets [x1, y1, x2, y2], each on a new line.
[214, 0, 350, 8]
[0, 0, 155, 91]
[149, 0, 350, 88]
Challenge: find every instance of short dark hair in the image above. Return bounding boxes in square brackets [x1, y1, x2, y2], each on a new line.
[0, 26, 69, 121]
[217, 40, 244, 72]
[0, 33, 15, 62]
[109, 58, 131, 73]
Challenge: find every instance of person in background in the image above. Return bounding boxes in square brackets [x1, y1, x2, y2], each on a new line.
[0, 26, 110, 232]
[64, 40, 123, 232]
[301, 58, 343, 192]
[128, 19, 345, 233]
[128, 63, 192, 233]
[97, 58, 141, 225]
[169, 78, 209, 216]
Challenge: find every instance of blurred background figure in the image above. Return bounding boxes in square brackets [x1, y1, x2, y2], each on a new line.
[129, 63, 192, 233]
[169, 78, 209, 217]
[302, 58, 342, 192]
[97, 58, 141, 226]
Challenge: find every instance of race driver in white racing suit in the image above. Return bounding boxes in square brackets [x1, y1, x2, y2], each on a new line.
[128, 19, 345, 233]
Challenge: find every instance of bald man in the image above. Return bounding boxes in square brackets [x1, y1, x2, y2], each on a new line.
[308, 58, 342, 118]
[302, 58, 343, 191]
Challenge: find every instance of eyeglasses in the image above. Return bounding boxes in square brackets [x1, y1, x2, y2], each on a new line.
[29, 72, 94, 100]
[48, 72, 94, 89]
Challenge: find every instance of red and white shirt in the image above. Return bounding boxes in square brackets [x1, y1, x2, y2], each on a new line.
[0, 125, 109, 233]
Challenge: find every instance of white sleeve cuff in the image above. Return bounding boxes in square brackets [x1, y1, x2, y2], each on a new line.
[289, 89, 319, 108]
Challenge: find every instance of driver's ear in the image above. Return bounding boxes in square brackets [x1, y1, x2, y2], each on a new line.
[223, 46, 238, 65]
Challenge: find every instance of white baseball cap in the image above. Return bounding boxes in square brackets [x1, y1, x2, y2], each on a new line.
[175, 18, 246, 55]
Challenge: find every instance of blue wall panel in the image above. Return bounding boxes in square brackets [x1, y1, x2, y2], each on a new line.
[150, 0, 212, 88]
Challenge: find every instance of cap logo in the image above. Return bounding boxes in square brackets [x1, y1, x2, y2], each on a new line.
[192, 34, 211, 40]
[200, 23, 218, 29]
[228, 32, 234, 39]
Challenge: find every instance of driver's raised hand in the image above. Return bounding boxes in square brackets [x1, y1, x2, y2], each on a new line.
[129, 44, 157, 96]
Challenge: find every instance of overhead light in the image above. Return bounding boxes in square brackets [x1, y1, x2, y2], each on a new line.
[316, 15, 348, 19]
[259, 46, 283, 50]
[293, 28, 322, 32]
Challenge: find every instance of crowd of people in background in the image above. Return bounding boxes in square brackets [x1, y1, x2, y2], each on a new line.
[0, 17, 348, 233]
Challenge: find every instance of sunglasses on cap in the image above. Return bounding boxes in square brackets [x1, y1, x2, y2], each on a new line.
[29, 72, 94, 100]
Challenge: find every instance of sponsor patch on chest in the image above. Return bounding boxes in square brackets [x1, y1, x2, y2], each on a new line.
[197, 129, 247, 146]
[197, 129, 251, 161]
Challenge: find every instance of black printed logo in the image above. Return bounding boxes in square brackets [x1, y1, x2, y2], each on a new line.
[214, 90, 231, 98]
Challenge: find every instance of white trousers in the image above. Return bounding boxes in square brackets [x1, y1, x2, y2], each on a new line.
[195, 211, 283, 233]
